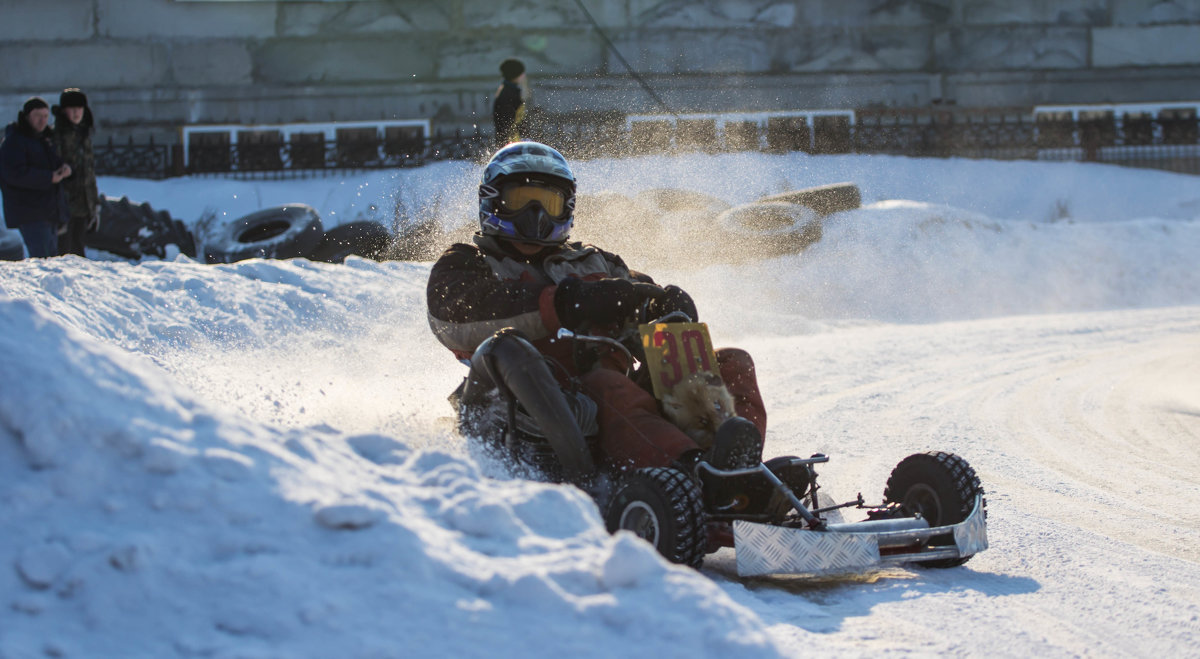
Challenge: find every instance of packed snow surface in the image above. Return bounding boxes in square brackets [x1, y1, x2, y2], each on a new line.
[2, 152, 1199, 657]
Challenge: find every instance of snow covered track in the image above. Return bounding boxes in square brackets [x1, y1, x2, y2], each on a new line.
[729, 306, 1200, 655]
[1, 154, 1198, 656]
[979, 310, 1200, 564]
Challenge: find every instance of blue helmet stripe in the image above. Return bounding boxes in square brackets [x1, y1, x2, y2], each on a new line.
[479, 141, 576, 245]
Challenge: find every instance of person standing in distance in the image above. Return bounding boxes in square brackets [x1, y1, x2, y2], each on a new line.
[0, 97, 70, 258]
[51, 88, 99, 257]
[492, 58, 528, 147]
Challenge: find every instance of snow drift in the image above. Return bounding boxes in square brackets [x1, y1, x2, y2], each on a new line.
[1, 152, 1198, 657]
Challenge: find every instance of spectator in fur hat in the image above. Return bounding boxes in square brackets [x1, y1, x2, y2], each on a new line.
[52, 88, 99, 257]
[0, 97, 71, 258]
[492, 58, 529, 148]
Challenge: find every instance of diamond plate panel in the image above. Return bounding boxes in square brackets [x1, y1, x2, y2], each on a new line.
[734, 495, 990, 577]
[734, 522, 881, 577]
[954, 495, 989, 556]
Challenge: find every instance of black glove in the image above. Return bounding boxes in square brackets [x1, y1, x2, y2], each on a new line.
[554, 278, 665, 330]
[646, 284, 699, 323]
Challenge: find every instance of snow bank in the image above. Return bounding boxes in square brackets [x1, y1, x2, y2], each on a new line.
[1, 152, 1197, 657]
[0, 280, 779, 657]
[686, 200, 1200, 331]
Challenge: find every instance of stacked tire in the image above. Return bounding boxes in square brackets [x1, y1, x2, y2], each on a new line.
[709, 181, 862, 262]
[715, 201, 822, 262]
[573, 182, 861, 266]
[203, 204, 393, 265]
[309, 221, 392, 263]
[91, 196, 197, 260]
[84, 197, 395, 265]
[754, 181, 862, 216]
[203, 204, 324, 264]
[85, 181, 862, 265]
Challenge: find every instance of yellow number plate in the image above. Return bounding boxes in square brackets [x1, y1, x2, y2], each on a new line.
[639, 322, 720, 400]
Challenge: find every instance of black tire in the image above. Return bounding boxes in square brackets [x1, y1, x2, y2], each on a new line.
[884, 451, 986, 568]
[309, 221, 392, 263]
[605, 467, 708, 568]
[0, 229, 24, 260]
[755, 182, 861, 217]
[634, 188, 731, 214]
[715, 201, 823, 260]
[204, 204, 324, 264]
[89, 196, 197, 259]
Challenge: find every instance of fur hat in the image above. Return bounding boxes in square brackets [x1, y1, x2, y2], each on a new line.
[22, 97, 49, 114]
[59, 88, 88, 108]
[51, 88, 95, 131]
[499, 58, 525, 81]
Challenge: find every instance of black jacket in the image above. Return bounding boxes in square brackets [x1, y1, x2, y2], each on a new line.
[51, 111, 98, 219]
[0, 113, 65, 229]
[427, 234, 647, 367]
[492, 80, 524, 145]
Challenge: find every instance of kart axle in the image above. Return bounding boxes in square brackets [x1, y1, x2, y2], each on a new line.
[811, 493, 866, 515]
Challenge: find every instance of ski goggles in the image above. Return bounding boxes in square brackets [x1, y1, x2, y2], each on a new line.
[497, 181, 569, 218]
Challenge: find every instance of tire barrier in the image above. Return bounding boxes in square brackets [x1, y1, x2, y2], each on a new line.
[715, 201, 823, 261]
[755, 182, 861, 217]
[65, 198, 404, 265]
[75, 182, 859, 265]
[309, 220, 392, 263]
[203, 204, 324, 264]
[90, 196, 197, 260]
[634, 188, 732, 215]
[567, 184, 857, 267]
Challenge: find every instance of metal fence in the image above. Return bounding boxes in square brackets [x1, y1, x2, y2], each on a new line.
[93, 129, 489, 180]
[842, 107, 1199, 174]
[183, 130, 487, 180]
[94, 136, 172, 179]
[94, 107, 1200, 180]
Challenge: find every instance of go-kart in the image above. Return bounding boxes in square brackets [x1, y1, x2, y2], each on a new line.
[453, 312, 988, 577]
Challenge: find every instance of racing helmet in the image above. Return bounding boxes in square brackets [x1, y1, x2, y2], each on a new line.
[479, 141, 576, 246]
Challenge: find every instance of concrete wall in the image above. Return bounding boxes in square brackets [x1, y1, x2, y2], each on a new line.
[2, 0, 1198, 142]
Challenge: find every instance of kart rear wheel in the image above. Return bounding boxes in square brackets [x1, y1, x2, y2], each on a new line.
[605, 467, 707, 569]
[884, 451, 985, 568]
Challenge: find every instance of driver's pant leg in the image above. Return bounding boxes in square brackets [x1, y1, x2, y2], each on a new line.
[580, 368, 699, 471]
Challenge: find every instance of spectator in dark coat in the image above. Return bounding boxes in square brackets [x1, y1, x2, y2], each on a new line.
[492, 58, 527, 148]
[52, 88, 99, 257]
[0, 97, 71, 258]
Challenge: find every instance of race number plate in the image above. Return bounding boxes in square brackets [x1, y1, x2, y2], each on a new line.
[639, 322, 721, 400]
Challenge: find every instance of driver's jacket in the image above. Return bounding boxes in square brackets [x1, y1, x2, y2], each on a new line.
[427, 233, 649, 372]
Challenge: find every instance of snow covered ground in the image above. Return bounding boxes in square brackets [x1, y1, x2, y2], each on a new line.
[2, 152, 1199, 657]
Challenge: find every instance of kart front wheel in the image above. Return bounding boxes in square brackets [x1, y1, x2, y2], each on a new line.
[605, 467, 707, 569]
[884, 451, 986, 568]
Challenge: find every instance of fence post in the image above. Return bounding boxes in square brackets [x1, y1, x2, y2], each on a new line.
[170, 144, 185, 177]
[1081, 123, 1101, 162]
